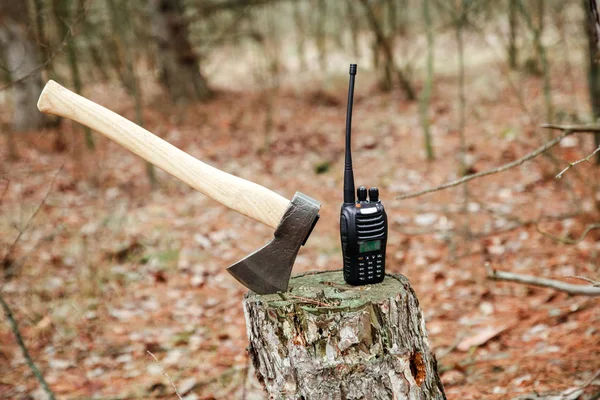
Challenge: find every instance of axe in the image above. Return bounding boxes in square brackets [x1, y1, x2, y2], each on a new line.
[37, 80, 320, 294]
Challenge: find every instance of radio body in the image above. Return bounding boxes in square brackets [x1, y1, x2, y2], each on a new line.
[341, 187, 388, 285]
[340, 64, 388, 286]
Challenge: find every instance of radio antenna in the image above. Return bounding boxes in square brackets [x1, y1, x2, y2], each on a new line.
[344, 64, 357, 204]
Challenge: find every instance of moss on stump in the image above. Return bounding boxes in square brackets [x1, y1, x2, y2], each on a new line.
[243, 270, 446, 400]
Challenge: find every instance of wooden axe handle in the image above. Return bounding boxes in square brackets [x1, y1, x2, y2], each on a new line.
[37, 80, 289, 229]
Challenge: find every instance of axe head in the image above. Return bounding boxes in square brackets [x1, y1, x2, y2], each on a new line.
[227, 192, 321, 294]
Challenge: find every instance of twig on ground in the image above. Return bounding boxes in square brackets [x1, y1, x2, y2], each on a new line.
[485, 263, 600, 296]
[536, 223, 600, 245]
[146, 351, 183, 400]
[566, 276, 600, 287]
[396, 129, 575, 200]
[561, 370, 600, 398]
[556, 146, 600, 179]
[0, 293, 56, 400]
[541, 123, 600, 132]
[581, 369, 600, 390]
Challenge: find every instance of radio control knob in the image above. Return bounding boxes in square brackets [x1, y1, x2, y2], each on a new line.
[357, 186, 367, 202]
[369, 187, 379, 202]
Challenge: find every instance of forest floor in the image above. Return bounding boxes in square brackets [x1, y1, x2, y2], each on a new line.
[1, 53, 600, 398]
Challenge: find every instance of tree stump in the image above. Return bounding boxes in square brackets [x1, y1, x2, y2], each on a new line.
[243, 271, 446, 400]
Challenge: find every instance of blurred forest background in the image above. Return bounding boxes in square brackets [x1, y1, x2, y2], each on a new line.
[1, 0, 600, 398]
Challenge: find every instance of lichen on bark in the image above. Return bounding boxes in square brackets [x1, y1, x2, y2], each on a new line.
[243, 270, 446, 400]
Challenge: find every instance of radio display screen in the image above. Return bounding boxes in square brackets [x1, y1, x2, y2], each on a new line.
[359, 240, 381, 253]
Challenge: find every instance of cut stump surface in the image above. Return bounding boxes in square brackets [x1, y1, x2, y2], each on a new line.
[243, 270, 446, 400]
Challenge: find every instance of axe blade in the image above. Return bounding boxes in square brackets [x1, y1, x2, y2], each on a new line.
[227, 192, 321, 294]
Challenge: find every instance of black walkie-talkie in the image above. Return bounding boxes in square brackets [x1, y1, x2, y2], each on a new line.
[340, 64, 388, 285]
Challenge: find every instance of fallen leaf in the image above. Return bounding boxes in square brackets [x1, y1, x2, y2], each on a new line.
[457, 325, 508, 351]
[178, 377, 198, 395]
[153, 270, 168, 283]
[48, 358, 73, 370]
[441, 370, 466, 387]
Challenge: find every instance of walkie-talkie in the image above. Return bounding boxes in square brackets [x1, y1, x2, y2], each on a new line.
[340, 64, 388, 285]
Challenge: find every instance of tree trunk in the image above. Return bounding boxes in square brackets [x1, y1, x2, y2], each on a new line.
[517, 0, 553, 122]
[106, 0, 157, 189]
[420, 0, 435, 161]
[292, 1, 307, 71]
[33, 0, 55, 79]
[508, 0, 518, 69]
[397, 0, 409, 37]
[151, 0, 211, 103]
[79, 0, 110, 82]
[315, 0, 327, 71]
[455, 6, 472, 239]
[387, 0, 397, 36]
[0, 2, 47, 131]
[346, 1, 361, 59]
[52, 0, 95, 150]
[243, 271, 446, 399]
[584, 0, 600, 163]
[536, 0, 553, 124]
[359, 0, 415, 100]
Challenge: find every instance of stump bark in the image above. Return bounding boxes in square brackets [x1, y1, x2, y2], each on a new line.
[243, 271, 446, 400]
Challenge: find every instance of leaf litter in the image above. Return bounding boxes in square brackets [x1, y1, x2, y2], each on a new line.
[0, 58, 599, 400]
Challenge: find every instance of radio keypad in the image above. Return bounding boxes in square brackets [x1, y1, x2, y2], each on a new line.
[355, 252, 383, 281]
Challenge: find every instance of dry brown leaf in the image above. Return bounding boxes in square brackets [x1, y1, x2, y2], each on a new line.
[457, 325, 508, 351]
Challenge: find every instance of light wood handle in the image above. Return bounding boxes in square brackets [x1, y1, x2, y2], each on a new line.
[37, 80, 289, 229]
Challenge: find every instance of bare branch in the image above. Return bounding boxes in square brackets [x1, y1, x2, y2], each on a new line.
[0, 293, 56, 399]
[556, 146, 600, 179]
[536, 223, 600, 245]
[560, 369, 600, 399]
[0, 2, 90, 92]
[396, 129, 575, 200]
[397, 122, 600, 200]
[146, 351, 183, 400]
[485, 263, 600, 296]
[589, 0, 600, 52]
[4, 167, 62, 262]
[541, 123, 600, 132]
[566, 276, 600, 286]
